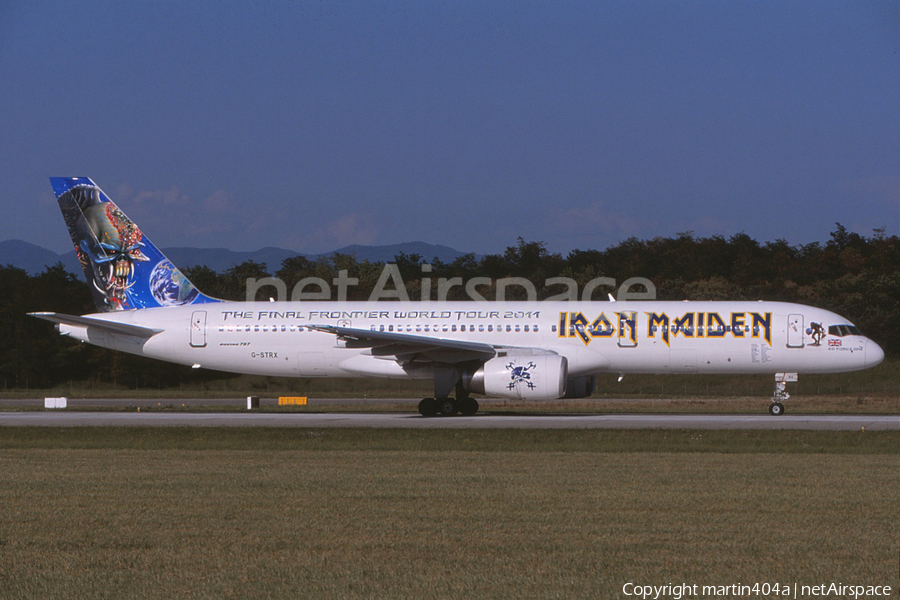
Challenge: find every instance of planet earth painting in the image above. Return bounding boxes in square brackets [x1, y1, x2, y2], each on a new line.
[149, 260, 199, 306]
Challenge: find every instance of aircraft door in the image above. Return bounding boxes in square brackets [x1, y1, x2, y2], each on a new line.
[190, 311, 207, 348]
[786, 314, 804, 348]
[617, 311, 638, 347]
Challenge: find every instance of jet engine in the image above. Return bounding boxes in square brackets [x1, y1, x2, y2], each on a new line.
[466, 354, 567, 400]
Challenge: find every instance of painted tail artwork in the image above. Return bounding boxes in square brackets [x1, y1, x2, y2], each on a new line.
[50, 177, 220, 312]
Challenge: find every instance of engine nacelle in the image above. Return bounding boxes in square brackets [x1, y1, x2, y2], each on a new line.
[467, 354, 567, 400]
[563, 375, 595, 399]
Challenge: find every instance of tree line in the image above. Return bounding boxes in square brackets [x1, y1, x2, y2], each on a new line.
[2, 225, 896, 390]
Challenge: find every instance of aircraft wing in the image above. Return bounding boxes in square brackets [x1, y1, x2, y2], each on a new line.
[307, 324, 497, 364]
[28, 312, 163, 338]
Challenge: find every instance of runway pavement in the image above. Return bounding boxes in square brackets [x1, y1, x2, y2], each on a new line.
[0, 397, 412, 408]
[0, 411, 897, 430]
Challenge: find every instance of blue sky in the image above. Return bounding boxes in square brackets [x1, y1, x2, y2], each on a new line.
[1, 1, 897, 255]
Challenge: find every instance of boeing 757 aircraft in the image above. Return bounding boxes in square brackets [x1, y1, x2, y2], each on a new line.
[31, 178, 885, 416]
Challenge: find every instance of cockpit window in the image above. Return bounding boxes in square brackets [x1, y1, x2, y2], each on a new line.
[828, 324, 862, 337]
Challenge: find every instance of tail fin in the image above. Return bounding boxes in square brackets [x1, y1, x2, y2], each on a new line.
[50, 177, 220, 312]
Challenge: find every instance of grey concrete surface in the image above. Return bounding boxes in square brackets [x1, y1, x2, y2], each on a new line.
[0, 397, 415, 408]
[0, 411, 896, 430]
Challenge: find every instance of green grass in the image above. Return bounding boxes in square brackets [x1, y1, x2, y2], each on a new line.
[1, 429, 898, 600]
[2, 427, 899, 453]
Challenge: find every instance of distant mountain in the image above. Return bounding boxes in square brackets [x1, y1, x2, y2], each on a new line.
[327, 242, 471, 264]
[0, 240, 75, 275]
[149, 247, 303, 273]
[0, 239, 474, 275]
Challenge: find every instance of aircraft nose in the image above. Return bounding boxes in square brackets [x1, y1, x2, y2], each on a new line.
[865, 340, 885, 368]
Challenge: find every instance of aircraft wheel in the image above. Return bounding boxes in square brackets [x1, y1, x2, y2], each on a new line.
[438, 397, 459, 417]
[459, 398, 479, 416]
[769, 402, 785, 416]
[418, 398, 438, 417]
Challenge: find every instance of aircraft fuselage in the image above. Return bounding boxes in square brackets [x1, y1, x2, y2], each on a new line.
[59, 300, 882, 378]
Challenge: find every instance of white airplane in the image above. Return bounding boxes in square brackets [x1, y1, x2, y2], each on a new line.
[31, 177, 884, 416]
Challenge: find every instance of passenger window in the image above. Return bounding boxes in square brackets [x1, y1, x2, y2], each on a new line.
[524, 325, 530, 332]
[534, 325, 539, 332]
[506, 325, 511, 332]
[451, 325, 457, 332]
[388, 325, 394, 332]
[488, 325, 493, 332]
[515, 325, 520, 332]
[479, 324, 484, 332]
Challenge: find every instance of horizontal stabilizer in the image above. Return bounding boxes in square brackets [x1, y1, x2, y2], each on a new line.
[28, 312, 162, 338]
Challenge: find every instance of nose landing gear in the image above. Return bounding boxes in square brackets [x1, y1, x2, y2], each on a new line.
[768, 373, 795, 416]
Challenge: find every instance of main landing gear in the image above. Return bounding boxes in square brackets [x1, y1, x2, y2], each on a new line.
[418, 396, 479, 417]
[419, 367, 480, 417]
